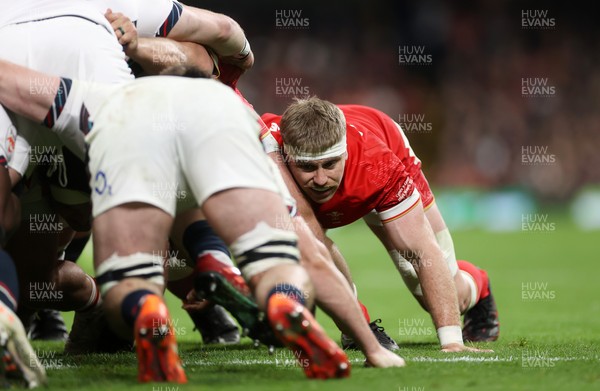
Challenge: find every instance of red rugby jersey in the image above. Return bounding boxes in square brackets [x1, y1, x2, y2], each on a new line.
[261, 105, 422, 228]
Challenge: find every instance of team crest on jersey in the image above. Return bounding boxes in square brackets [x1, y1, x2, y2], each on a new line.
[5, 124, 16, 154]
[349, 123, 363, 136]
[326, 211, 344, 224]
[269, 122, 280, 133]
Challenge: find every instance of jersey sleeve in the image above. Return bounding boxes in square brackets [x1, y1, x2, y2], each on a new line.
[367, 140, 421, 223]
[7, 132, 32, 176]
[0, 107, 16, 168]
[259, 113, 283, 154]
[137, 0, 183, 37]
[42, 78, 115, 151]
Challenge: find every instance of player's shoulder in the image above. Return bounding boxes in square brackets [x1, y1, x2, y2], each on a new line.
[260, 113, 282, 126]
[339, 104, 389, 122]
[259, 113, 283, 147]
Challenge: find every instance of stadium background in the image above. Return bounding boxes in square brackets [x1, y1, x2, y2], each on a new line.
[52, 1, 600, 389]
[184, 0, 600, 231]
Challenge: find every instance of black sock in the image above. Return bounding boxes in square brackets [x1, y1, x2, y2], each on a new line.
[0, 250, 19, 312]
[120, 289, 155, 328]
[267, 283, 307, 306]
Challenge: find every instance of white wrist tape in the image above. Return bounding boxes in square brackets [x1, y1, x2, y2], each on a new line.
[437, 325, 463, 346]
[236, 38, 251, 59]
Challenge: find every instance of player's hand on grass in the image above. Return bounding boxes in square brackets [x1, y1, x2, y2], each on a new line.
[365, 348, 406, 368]
[441, 342, 493, 353]
[104, 9, 138, 55]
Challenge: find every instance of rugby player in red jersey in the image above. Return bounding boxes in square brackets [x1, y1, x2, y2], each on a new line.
[261, 98, 500, 350]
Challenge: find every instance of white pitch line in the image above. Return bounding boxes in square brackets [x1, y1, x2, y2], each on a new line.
[408, 356, 599, 363]
[187, 355, 599, 366]
[45, 355, 599, 370]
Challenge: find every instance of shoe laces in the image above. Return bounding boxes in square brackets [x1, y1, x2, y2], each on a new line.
[369, 319, 394, 342]
[369, 319, 385, 332]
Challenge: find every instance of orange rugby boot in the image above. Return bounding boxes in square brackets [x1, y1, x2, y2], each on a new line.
[267, 293, 350, 379]
[134, 295, 187, 383]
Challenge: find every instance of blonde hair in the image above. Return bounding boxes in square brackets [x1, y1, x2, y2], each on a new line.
[280, 97, 346, 155]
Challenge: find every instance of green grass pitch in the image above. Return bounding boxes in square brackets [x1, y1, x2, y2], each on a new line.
[34, 214, 600, 390]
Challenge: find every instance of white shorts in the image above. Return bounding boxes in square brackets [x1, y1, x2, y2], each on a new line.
[86, 77, 289, 217]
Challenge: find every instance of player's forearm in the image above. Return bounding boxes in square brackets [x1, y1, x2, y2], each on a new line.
[0, 59, 57, 123]
[384, 204, 462, 345]
[294, 217, 382, 357]
[128, 38, 215, 75]
[309, 253, 382, 357]
[324, 237, 355, 288]
[171, 6, 247, 58]
[416, 242, 462, 331]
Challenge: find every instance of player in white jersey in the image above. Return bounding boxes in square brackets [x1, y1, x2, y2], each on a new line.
[108, 16, 414, 364]
[0, 59, 368, 380]
[0, 0, 135, 346]
[0, 0, 256, 348]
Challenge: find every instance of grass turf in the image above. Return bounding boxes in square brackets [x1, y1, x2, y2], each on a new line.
[32, 215, 600, 390]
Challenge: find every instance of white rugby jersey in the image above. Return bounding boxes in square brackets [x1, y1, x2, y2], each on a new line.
[0, 107, 17, 168]
[0, 0, 112, 29]
[44, 76, 258, 142]
[90, 0, 183, 37]
[0, 0, 183, 38]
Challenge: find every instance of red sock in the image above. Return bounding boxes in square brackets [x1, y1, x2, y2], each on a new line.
[196, 252, 251, 297]
[457, 260, 490, 302]
[357, 300, 371, 323]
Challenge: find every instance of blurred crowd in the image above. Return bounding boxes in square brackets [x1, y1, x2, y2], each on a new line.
[195, 0, 598, 201]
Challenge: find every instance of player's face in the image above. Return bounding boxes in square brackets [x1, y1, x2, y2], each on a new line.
[287, 154, 347, 204]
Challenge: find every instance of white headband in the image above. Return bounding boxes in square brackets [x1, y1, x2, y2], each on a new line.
[283, 135, 346, 161]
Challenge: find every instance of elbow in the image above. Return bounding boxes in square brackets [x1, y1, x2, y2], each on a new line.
[213, 15, 242, 49]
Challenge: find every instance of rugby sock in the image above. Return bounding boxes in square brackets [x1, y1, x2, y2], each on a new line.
[183, 220, 230, 261]
[357, 300, 371, 323]
[0, 250, 19, 312]
[183, 220, 250, 297]
[121, 290, 155, 328]
[478, 267, 490, 299]
[457, 260, 490, 306]
[267, 284, 307, 306]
